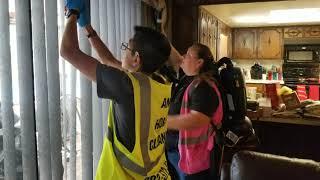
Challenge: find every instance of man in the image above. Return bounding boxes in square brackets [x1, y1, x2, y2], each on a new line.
[61, 0, 172, 179]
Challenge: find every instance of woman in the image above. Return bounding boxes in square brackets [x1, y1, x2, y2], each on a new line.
[167, 43, 223, 180]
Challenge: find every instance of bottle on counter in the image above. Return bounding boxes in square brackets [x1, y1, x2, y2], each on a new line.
[273, 69, 278, 80]
[278, 68, 282, 80]
[262, 73, 267, 80]
[262, 67, 267, 80]
[270, 65, 278, 80]
[267, 70, 273, 80]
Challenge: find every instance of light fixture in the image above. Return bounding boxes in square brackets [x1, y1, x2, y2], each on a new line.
[269, 8, 320, 23]
[233, 15, 267, 24]
[233, 8, 320, 24]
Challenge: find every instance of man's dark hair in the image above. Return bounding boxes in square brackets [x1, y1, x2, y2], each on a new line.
[131, 26, 171, 74]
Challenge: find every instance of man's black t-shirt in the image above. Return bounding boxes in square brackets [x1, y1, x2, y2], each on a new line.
[96, 63, 136, 152]
[166, 76, 220, 151]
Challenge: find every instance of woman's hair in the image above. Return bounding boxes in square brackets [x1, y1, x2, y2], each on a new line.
[191, 43, 219, 80]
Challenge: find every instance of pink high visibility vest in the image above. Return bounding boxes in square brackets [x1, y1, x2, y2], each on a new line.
[178, 79, 223, 174]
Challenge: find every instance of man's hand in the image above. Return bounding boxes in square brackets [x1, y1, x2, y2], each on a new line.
[65, 0, 84, 11]
[78, 0, 90, 27]
[142, 0, 166, 11]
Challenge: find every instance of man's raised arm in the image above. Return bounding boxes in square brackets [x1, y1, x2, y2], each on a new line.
[60, 11, 98, 81]
[158, 2, 183, 72]
[77, 0, 122, 69]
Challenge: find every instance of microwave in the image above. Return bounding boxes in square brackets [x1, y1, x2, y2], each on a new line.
[284, 44, 320, 63]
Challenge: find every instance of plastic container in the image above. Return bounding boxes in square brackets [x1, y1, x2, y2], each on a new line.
[265, 83, 280, 110]
[272, 72, 278, 80]
[267, 70, 272, 80]
[262, 74, 267, 80]
[246, 87, 257, 100]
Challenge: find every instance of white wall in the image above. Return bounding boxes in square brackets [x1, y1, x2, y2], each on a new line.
[233, 59, 283, 70]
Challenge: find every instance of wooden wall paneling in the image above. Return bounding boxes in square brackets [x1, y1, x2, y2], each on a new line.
[172, 5, 199, 54]
[203, 13, 209, 45]
[199, 11, 205, 44]
[166, 0, 173, 41]
[198, 8, 218, 59]
[226, 22, 233, 57]
[227, 26, 233, 58]
[217, 20, 232, 60]
[206, 17, 210, 46]
[216, 20, 221, 60]
[209, 16, 218, 60]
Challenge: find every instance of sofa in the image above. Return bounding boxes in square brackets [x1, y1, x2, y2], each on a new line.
[221, 151, 320, 180]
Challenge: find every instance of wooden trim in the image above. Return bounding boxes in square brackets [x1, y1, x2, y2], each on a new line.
[172, 5, 199, 53]
[253, 117, 320, 126]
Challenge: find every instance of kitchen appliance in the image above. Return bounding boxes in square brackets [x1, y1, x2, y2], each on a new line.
[284, 44, 320, 63]
[283, 44, 320, 99]
[282, 63, 320, 85]
[282, 63, 320, 100]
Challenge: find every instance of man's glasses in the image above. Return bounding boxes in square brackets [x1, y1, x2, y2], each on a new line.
[120, 42, 133, 52]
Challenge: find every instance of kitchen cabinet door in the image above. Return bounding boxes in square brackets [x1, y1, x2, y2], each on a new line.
[208, 17, 217, 59]
[217, 21, 232, 60]
[304, 26, 320, 38]
[284, 27, 303, 38]
[199, 11, 208, 45]
[198, 8, 217, 60]
[257, 28, 283, 59]
[233, 29, 257, 59]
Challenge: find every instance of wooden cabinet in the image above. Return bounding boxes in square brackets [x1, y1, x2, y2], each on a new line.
[284, 26, 320, 38]
[199, 8, 217, 59]
[233, 29, 257, 59]
[257, 28, 283, 59]
[217, 20, 232, 60]
[284, 27, 304, 38]
[304, 26, 320, 38]
[246, 83, 265, 95]
[233, 28, 283, 59]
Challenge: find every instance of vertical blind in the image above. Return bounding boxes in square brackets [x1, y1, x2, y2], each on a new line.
[0, 0, 143, 179]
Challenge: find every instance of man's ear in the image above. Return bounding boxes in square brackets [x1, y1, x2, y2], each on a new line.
[197, 58, 204, 68]
[133, 52, 141, 68]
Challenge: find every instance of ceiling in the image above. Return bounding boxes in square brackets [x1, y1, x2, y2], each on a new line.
[202, 0, 320, 27]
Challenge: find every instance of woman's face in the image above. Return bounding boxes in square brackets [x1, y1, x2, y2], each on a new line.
[180, 47, 203, 76]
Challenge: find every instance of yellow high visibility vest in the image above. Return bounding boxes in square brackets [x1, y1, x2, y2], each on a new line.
[96, 72, 172, 180]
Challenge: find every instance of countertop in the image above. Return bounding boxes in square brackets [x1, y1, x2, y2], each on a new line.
[251, 116, 320, 126]
[246, 79, 284, 84]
